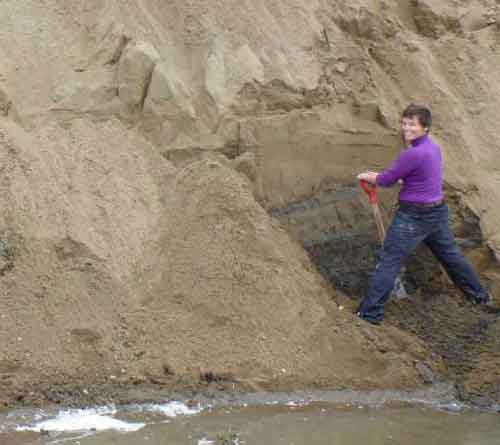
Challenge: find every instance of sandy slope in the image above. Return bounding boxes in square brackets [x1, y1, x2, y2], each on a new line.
[0, 0, 499, 407]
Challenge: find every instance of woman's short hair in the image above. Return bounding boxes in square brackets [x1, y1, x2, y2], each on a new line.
[402, 104, 432, 131]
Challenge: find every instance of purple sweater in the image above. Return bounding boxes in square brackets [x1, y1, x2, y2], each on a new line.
[376, 134, 443, 204]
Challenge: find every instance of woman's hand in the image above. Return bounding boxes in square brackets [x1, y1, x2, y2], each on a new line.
[357, 171, 379, 184]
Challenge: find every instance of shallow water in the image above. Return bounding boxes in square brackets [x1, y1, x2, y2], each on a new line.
[2, 388, 500, 445]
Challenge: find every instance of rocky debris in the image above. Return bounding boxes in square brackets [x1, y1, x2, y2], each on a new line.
[461, 318, 500, 404]
[118, 41, 160, 111]
[459, 2, 498, 32]
[205, 41, 265, 107]
[140, 62, 203, 147]
[144, 62, 175, 109]
[388, 290, 500, 404]
[0, 239, 14, 275]
[232, 151, 256, 183]
[0, 87, 12, 116]
[236, 79, 309, 115]
[50, 69, 119, 114]
[334, 6, 400, 42]
[415, 361, 437, 384]
[411, 0, 462, 38]
[143, 62, 195, 119]
[91, 22, 131, 67]
[162, 145, 229, 168]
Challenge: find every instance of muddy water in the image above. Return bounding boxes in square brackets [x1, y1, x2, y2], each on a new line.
[3, 388, 500, 445]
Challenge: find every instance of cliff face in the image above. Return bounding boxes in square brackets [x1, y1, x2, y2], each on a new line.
[1, 0, 500, 407]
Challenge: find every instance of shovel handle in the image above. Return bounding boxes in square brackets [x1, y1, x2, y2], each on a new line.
[359, 180, 378, 204]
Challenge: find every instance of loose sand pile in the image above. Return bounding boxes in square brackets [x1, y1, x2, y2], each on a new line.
[0, 0, 499, 407]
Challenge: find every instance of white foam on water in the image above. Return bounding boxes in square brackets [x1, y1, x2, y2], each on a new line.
[15, 406, 145, 433]
[286, 401, 309, 407]
[144, 401, 203, 417]
[436, 401, 465, 413]
[12, 401, 201, 435]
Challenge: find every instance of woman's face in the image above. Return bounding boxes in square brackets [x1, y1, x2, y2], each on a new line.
[401, 116, 427, 143]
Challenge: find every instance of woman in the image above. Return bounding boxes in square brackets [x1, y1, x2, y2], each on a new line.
[356, 104, 491, 325]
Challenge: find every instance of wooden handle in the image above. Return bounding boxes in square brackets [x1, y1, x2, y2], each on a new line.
[372, 204, 386, 244]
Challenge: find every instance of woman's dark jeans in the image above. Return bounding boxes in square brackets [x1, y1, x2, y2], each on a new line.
[357, 202, 488, 323]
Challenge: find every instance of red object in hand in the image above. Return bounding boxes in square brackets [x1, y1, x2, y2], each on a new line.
[359, 180, 378, 204]
[359, 179, 409, 300]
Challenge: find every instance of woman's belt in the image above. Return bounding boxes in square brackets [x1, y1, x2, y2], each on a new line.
[398, 199, 444, 208]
